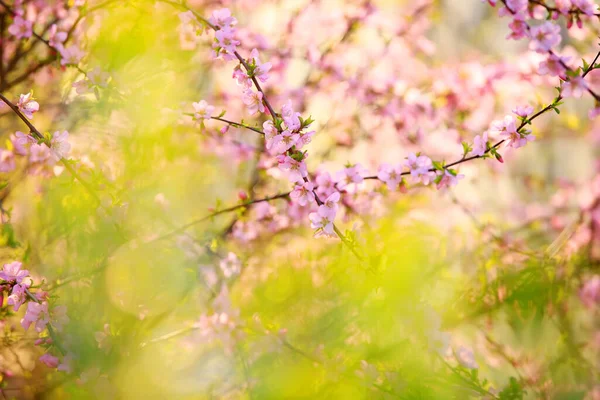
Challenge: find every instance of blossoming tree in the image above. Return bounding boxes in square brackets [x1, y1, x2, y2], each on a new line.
[0, 0, 599, 398]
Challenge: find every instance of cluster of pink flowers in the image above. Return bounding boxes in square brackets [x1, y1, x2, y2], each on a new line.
[209, 8, 240, 61]
[8, 6, 84, 67]
[0, 93, 72, 175]
[0, 261, 70, 371]
[490, 0, 597, 100]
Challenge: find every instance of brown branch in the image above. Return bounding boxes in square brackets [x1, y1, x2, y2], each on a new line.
[0, 92, 103, 206]
[150, 191, 291, 242]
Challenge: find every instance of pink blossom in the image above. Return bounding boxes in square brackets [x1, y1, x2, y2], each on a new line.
[315, 171, 336, 198]
[0, 149, 15, 173]
[309, 205, 336, 237]
[48, 24, 67, 50]
[232, 65, 252, 89]
[219, 252, 241, 278]
[489, 115, 517, 137]
[322, 191, 341, 217]
[0, 261, 29, 284]
[290, 182, 315, 206]
[16, 92, 39, 120]
[7, 284, 28, 311]
[281, 100, 301, 131]
[59, 44, 85, 66]
[562, 76, 588, 98]
[11, 131, 32, 156]
[249, 48, 272, 83]
[242, 89, 265, 115]
[436, 170, 465, 190]
[209, 8, 237, 29]
[455, 346, 478, 369]
[580, 275, 600, 308]
[21, 301, 49, 332]
[263, 120, 278, 141]
[512, 105, 534, 118]
[500, 0, 528, 17]
[276, 155, 308, 183]
[192, 100, 215, 122]
[377, 163, 404, 189]
[405, 153, 435, 185]
[573, 0, 598, 16]
[589, 106, 600, 119]
[335, 164, 365, 189]
[471, 132, 488, 157]
[73, 67, 110, 95]
[539, 54, 570, 79]
[51, 131, 71, 160]
[268, 130, 299, 155]
[8, 15, 32, 39]
[214, 27, 240, 57]
[507, 19, 528, 40]
[529, 22, 562, 53]
[555, 0, 573, 15]
[29, 144, 51, 164]
[39, 353, 60, 369]
[501, 126, 535, 148]
[295, 131, 315, 149]
[57, 355, 74, 373]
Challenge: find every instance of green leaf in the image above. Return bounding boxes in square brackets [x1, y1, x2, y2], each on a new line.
[461, 142, 472, 157]
[432, 160, 445, 171]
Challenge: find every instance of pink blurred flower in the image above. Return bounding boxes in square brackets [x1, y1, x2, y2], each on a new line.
[21, 301, 49, 332]
[573, 0, 598, 16]
[335, 164, 366, 189]
[309, 205, 336, 237]
[48, 24, 67, 50]
[16, 92, 39, 120]
[529, 22, 561, 53]
[512, 105, 534, 117]
[214, 27, 240, 57]
[8, 15, 32, 39]
[0, 149, 15, 173]
[268, 130, 299, 155]
[0, 261, 29, 284]
[249, 48, 272, 83]
[436, 170, 465, 190]
[7, 284, 28, 311]
[29, 144, 51, 164]
[51, 131, 71, 160]
[290, 181, 315, 206]
[562, 76, 588, 98]
[39, 353, 60, 368]
[209, 8, 237, 29]
[377, 163, 404, 189]
[539, 54, 570, 79]
[192, 100, 215, 122]
[471, 132, 489, 157]
[219, 252, 241, 278]
[405, 153, 435, 185]
[580, 275, 600, 308]
[455, 346, 478, 369]
[59, 45, 85, 66]
[242, 89, 265, 115]
[11, 131, 32, 156]
[276, 155, 307, 183]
